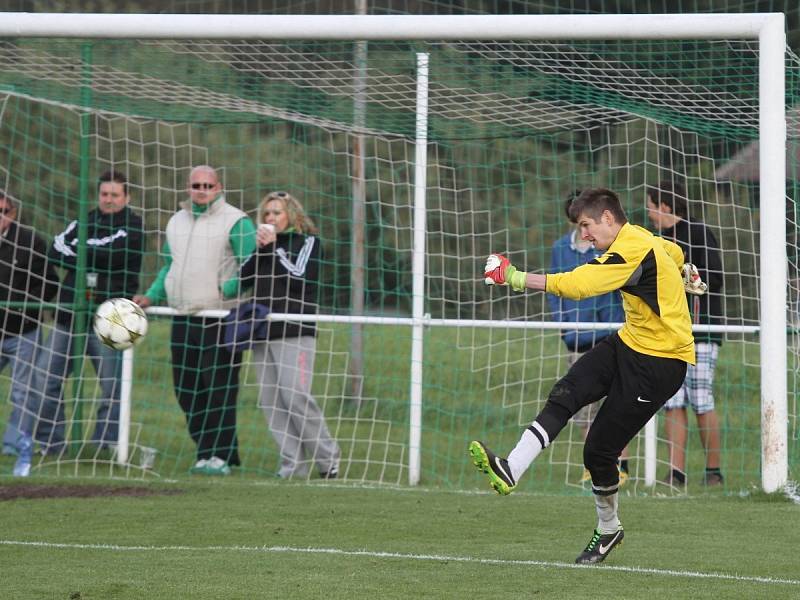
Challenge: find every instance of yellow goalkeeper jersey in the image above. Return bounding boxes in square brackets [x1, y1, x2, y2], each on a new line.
[545, 222, 695, 365]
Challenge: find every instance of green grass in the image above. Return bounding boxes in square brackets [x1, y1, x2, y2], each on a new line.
[0, 477, 798, 599]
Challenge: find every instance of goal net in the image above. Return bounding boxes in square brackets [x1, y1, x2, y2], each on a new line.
[0, 15, 794, 493]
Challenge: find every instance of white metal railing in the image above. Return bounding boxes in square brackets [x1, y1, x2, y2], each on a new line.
[118, 308, 762, 484]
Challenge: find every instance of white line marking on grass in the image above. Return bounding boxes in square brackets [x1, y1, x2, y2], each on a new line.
[2, 540, 798, 586]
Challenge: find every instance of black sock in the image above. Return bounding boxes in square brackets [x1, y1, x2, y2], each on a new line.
[671, 468, 686, 484]
[618, 459, 629, 474]
[705, 467, 722, 476]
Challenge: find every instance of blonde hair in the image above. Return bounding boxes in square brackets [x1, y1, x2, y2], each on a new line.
[258, 191, 318, 235]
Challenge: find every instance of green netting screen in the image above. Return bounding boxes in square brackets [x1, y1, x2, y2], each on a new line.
[0, 30, 796, 493]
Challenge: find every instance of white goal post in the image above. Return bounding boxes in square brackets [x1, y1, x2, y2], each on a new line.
[1, 12, 787, 492]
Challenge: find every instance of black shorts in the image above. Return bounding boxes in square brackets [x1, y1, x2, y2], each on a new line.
[564, 332, 687, 455]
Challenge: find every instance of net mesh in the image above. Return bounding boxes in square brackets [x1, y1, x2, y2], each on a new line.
[0, 27, 796, 493]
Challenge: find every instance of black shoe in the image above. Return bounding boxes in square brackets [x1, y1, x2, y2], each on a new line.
[468, 440, 516, 495]
[320, 469, 338, 480]
[704, 471, 724, 486]
[661, 468, 686, 487]
[575, 528, 624, 564]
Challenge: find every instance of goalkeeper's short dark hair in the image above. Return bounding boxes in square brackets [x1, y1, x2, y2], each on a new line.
[647, 179, 688, 219]
[569, 188, 627, 225]
[564, 189, 582, 223]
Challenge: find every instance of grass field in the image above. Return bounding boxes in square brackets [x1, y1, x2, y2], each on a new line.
[1, 477, 798, 599]
[1, 320, 796, 598]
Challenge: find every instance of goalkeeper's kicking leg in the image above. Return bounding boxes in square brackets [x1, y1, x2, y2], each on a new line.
[469, 337, 617, 495]
[469, 333, 686, 564]
[468, 385, 602, 494]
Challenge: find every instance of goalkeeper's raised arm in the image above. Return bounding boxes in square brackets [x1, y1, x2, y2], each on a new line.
[483, 188, 695, 364]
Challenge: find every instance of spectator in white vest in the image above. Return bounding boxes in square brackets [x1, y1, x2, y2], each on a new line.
[135, 166, 256, 476]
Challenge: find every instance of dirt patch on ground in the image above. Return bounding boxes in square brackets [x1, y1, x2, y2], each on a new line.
[0, 484, 184, 501]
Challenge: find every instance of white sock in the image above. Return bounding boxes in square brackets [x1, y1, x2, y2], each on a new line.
[594, 492, 621, 534]
[506, 422, 549, 482]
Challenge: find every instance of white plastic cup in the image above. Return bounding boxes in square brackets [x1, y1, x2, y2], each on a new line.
[259, 223, 276, 234]
[139, 446, 157, 470]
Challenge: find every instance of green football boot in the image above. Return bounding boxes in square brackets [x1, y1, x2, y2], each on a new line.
[468, 440, 516, 495]
[575, 528, 624, 564]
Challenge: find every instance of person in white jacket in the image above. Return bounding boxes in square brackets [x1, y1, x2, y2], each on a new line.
[135, 166, 256, 476]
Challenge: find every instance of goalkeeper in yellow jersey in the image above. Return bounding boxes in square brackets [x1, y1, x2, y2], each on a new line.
[470, 187, 700, 564]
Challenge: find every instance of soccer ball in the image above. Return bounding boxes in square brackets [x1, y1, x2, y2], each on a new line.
[93, 298, 148, 351]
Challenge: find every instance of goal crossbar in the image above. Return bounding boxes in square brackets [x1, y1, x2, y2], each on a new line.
[0, 13, 783, 41]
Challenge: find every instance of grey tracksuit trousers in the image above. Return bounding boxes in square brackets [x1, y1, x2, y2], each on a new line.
[252, 336, 340, 478]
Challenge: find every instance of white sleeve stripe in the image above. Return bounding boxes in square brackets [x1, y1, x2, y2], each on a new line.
[276, 236, 315, 277]
[53, 222, 129, 255]
[53, 220, 78, 257]
[85, 229, 128, 247]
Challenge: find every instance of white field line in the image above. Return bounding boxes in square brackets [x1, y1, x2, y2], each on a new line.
[1, 540, 798, 586]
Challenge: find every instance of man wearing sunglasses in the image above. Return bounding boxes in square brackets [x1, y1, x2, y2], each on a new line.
[134, 165, 256, 476]
[0, 192, 59, 475]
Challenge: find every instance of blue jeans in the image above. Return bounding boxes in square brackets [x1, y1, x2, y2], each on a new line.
[1, 328, 41, 450]
[33, 323, 122, 452]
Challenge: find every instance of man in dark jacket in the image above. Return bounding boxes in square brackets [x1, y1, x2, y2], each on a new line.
[0, 191, 59, 475]
[34, 170, 143, 454]
[647, 180, 725, 487]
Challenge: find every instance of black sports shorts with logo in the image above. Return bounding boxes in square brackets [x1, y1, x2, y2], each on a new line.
[536, 332, 688, 491]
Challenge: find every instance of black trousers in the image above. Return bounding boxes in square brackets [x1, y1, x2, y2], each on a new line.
[171, 316, 241, 466]
[535, 333, 687, 491]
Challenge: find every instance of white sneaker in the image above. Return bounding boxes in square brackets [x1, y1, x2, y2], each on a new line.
[204, 456, 231, 476]
[13, 435, 33, 477]
[13, 459, 31, 477]
[189, 458, 208, 474]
